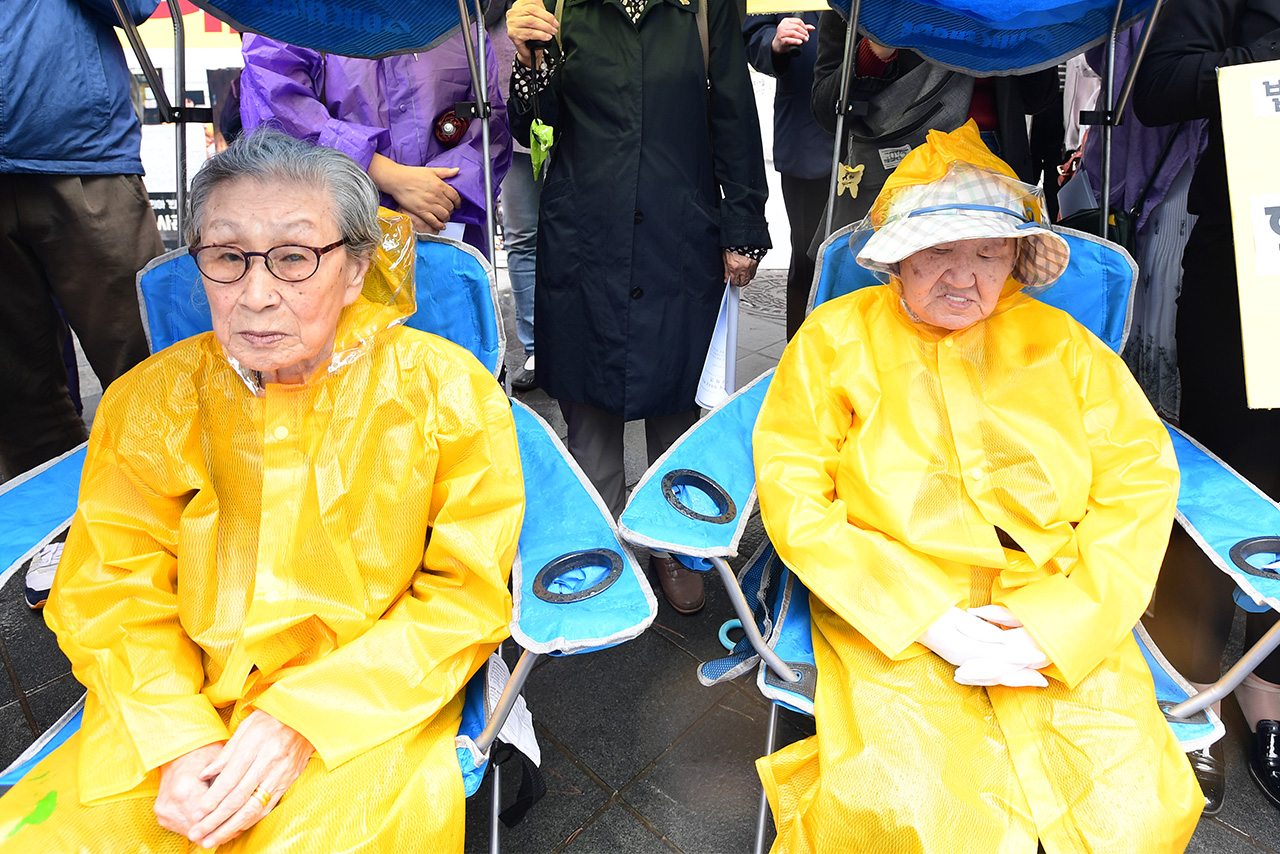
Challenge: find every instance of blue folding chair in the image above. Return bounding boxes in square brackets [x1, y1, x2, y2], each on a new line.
[0, 234, 656, 853]
[619, 223, 1228, 853]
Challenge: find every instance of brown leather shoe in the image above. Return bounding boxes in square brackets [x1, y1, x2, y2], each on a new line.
[651, 554, 705, 614]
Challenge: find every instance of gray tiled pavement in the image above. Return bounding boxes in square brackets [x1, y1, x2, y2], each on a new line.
[1, 269, 1276, 852]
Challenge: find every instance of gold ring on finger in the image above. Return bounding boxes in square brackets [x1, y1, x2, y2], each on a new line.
[251, 785, 271, 809]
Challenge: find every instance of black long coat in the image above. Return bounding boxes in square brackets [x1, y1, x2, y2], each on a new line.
[510, 0, 770, 419]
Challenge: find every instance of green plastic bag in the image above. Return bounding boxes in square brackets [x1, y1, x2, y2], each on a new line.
[530, 119, 554, 180]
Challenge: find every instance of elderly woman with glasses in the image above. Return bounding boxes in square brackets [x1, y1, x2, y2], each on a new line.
[0, 130, 524, 852]
[752, 123, 1202, 853]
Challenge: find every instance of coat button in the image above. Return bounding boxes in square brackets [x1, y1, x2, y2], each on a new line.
[943, 338, 954, 349]
[398, 104, 407, 112]
[634, 211, 644, 224]
[273, 425, 289, 440]
[631, 287, 644, 299]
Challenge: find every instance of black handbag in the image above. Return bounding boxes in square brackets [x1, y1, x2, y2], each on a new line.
[1058, 123, 1183, 257]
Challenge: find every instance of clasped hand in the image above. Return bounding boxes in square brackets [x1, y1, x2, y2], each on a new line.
[918, 605, 1050, 688]
[154, 710, 314, 849]
[368, 154, 462, 235]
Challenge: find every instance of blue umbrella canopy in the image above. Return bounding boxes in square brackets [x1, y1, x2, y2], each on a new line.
[827, 0, 1155, 75]
[188, 0, 474, 58]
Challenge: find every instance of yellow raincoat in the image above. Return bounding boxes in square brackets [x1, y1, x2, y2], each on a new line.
[753, 180, 1201, 851]
[0, 213, 524, 852]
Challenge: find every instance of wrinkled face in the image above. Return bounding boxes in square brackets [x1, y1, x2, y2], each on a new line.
[899, 237, 1017, 331]
[200, 177, 369, 384]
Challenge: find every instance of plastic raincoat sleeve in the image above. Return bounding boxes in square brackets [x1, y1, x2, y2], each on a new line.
[45, 411, 230, 780]
[252, 365, 523, 769]
[239, 35, 512, 229]
[996, 333, 1179, 689]
[240, 36, 390, 171]
[753, 310, 963, 658]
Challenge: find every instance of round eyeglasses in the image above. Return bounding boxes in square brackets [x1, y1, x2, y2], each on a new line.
[189, 239, 348, 284]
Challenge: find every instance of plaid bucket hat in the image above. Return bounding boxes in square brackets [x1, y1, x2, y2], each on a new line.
[856, 122, 1070, 290]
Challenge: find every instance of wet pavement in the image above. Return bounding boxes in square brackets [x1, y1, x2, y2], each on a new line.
[1, 268, 1276, 852]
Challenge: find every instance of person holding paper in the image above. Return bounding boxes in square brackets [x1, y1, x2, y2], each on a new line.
[1134, 0, 1280, 812]
[505, 0, 770, 613]
[753, 123, 1200, 852]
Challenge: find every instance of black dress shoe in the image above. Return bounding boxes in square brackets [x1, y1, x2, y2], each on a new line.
[1250, 719, 1280, 809]
[511, 356, 538, 393]
[1188, 740, 1226, 815]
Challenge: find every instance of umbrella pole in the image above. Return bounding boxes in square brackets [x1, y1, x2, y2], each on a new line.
[455, 0, 497, 266]
[822, 0, 860, 241]
[1113, 0, 1169, 126]
[474, 0, 497, 267]
[171, 0, 188, 238]
[1100, 0, 1124, 236]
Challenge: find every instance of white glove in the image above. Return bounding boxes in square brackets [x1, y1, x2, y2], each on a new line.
[967, 604, 1021, 628]
[954, 657, 1049, 688]
[967, 605, 1050, 670]
[917, 607, 1041, 668]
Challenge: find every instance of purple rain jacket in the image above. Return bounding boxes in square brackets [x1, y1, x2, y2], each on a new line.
[240, 32, 512, 250]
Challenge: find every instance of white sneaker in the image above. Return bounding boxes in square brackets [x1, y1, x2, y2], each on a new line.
[24, 541, 63, 609]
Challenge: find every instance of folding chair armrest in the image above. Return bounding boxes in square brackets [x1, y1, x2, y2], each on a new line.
[0, 443, 87, 585]
[619, 371, 774, 561]
[509, 401, 656, 656]
[1165, 422, 1280, 613]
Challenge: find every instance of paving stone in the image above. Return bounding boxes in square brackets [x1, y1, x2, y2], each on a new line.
[560, 802, 676, 854]
[734, 353, 777, 392]
[621, 688, 808, 854]
[464, 735, 612, 854]
[26, 673, 84, 736]
[1185, 816, 1268, 854]
[522, 630, 733, 791]
[0, 700, 35, 772]
[0, 575, 71, 694]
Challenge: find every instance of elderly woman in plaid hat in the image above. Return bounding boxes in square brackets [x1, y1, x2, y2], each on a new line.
[751, 121, 1202, 854]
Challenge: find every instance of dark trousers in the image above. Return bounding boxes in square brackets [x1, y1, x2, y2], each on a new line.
[781, 173, 831, 341]
[558, 399, 699, 519]
[1145, 219, 1280, 683]
[0, 173, 163, 477]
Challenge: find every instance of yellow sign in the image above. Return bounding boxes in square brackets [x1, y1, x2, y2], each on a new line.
[745, 0, 828, 14]
[1219, 58, 1280, 408]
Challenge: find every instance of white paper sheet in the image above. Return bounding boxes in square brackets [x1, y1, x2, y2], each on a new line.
[696, 283, 739, 409]
[485, 654, 541, 766]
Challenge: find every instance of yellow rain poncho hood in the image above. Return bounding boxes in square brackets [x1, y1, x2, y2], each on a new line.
[856, 121, 1070, 293]
[1, 208, 525, 852]
[752, 130, 1200, 852]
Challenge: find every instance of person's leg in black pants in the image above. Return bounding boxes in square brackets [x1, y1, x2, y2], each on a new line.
[781, 173, 831, 341]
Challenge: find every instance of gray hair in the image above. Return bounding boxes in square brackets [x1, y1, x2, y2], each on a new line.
[185, 129, 380, 258]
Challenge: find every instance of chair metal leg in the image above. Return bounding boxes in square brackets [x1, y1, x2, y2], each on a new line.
[754, 703, 780, 854]
[489, 762, 501, 854]
[1169, 619, 1280, 719]
[711, 557, 800, 685]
